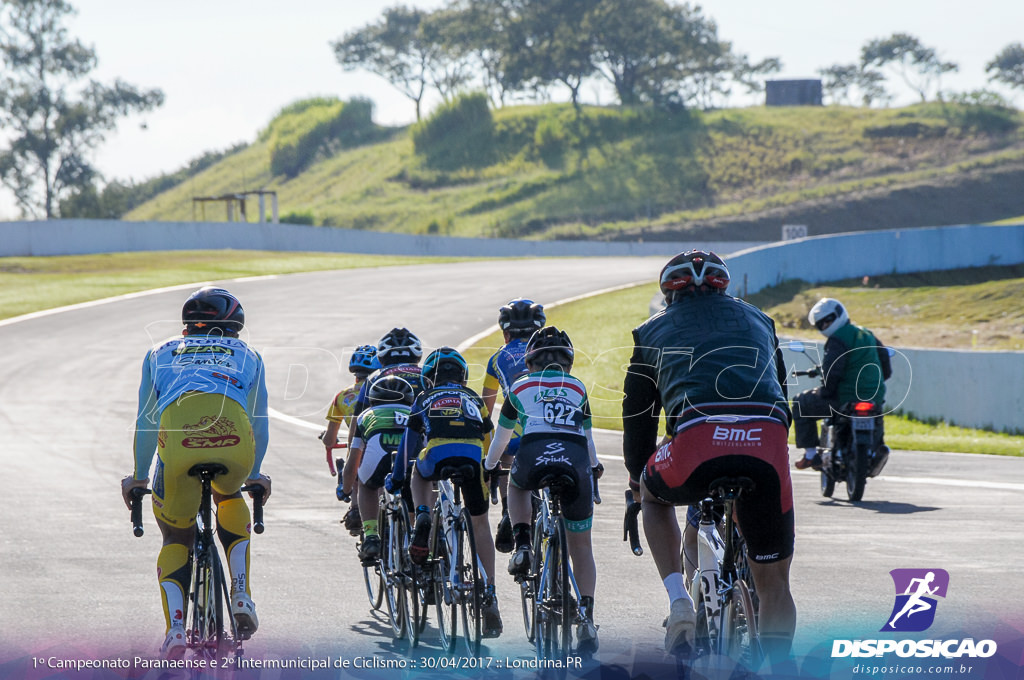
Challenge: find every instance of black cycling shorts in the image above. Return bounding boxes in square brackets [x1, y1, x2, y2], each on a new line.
[422, 455, 489, 517]
[642, 419, 794, 563]
[511, 435, 593, 524]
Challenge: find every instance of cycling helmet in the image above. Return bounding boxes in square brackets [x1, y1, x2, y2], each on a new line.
[421, 346, 469, 386]
[367, 376, 416, 407]
[524, 326, 574, 370]
[182, 286, 244, 335]
[659, 250, 730, 302]
[498, 298, 546, 336]
[349, 344, 380, 377]
[808, 298, 849, 337]
[377, 327, 423, 364]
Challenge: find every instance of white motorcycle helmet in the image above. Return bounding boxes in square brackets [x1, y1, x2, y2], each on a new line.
[808, 298, 849, 337]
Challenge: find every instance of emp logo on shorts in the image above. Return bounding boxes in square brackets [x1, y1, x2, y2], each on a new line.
[881, 569, 949, 632]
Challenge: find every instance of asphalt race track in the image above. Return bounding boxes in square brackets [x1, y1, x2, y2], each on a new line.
[1, 258, 1021, 678]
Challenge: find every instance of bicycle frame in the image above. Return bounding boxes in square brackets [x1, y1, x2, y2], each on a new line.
[530, 483, 584, 659]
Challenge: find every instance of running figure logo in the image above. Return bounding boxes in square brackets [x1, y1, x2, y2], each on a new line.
[881, 569, 949, 632]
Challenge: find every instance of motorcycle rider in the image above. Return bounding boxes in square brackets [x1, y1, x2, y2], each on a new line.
[793, 298, 893, 471]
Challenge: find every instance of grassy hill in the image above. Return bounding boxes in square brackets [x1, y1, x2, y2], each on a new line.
[126, 97, 1024, 241]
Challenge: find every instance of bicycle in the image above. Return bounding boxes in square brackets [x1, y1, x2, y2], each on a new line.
[376, 482, 414, 641]
[624, 477, 760, 669]
[424, 463, 487, 655]
[130, 463, 265, 660]
[520, 470, 600, 660]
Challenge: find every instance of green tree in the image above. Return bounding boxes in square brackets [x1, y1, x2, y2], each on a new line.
[986, 43, 1024, 91]
[818, 63, 889, 106]
[861, 33, 957, 102]
[0, 0, 163, 218]
[588, 0, 728, 108]
[332, 6, 439, 121]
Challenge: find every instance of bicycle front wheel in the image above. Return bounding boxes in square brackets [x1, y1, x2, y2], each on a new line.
[721, 578, 761, 670]
[456, 508, 482, 655]
[534, 517, 570, 659]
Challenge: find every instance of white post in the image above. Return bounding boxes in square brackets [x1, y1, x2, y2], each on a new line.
[258, 193, 266, 223]
[271, 193, 279, 224]
[226, 200, 234, 222]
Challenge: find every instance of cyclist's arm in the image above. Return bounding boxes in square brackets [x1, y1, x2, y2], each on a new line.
[132, 351, 158, 481]
[485, 425, 514, 470]
[342, 436, 364, 496]
[248, 360, 270, 478]
[622, 343, 661, 484]
[820, 336, 848, 400]
[393, 428, 422, 483]
[877, 338, 893, 380]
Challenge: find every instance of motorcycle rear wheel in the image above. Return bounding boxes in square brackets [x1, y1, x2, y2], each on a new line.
[846, 444, 868, 502]
[820, 469, 835, 497]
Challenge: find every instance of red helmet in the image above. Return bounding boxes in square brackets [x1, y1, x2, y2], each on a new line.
[659, 250, 730, 302]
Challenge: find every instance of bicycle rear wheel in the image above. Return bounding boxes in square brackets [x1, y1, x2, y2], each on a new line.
[721, 578, 761, 669]
[520, 519, 544, 642]
[432, 508, 458, 653]
[534, 517, 570, 659]
[188, 546, 224, 659]
[456, 509, 482, 655]
[409, 561, 429, 647]
[382, 506, 409, 640]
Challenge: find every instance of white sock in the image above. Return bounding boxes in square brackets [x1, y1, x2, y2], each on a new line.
[804, 448, 817, 460]
[664, 573, 691, 605]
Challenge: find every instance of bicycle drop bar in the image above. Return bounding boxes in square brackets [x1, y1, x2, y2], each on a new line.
[319, 431, 347, 475]
[592, 465, 603, 505]
[241, 485, 266, 534]
[129, 487, 153, 537]
[623, 489, 643, 556]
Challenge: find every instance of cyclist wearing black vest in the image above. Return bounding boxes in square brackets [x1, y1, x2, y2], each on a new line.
[622, 250, 796, 664]
[793, 298, 893, 470]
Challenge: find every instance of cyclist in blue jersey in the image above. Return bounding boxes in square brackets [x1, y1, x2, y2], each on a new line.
[386, 347, 503, 638]
[121, 287, 271, 658]
[481, 299, 546, 552]
[484, 327, 602, 653]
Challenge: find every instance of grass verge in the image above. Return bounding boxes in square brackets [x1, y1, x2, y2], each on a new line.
[0, 250, 464, 320]
[465, 281, 1023, 457]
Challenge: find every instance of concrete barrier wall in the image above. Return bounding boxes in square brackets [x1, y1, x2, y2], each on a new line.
[0, 219, 762, 259]
[726, 223, 1024, 297]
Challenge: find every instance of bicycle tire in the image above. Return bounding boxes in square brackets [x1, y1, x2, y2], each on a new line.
[457, 508, 482, 655]
[534, 517, 570, 659]
[531, 525, 549, 659]
[410, 559, 429, 647]
[432, 506, 458, 653]
[721, 578, 762, 669]
[689, 565, 713, 658]
[552, 516, 571, 659]
[382, 505, 409, 640]
[189, 543, 221, 659]
[520, 518, 544, 642]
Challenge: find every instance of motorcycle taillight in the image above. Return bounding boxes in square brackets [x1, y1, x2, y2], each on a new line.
[853, 401, 875, 413]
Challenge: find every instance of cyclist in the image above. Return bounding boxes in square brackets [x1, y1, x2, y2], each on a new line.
[323, 344, 380, 535]
[339, 376, 416, 564]
[386, 347, 503, 638]
[481, 298, 546, 553]
[120, 287, 271, 658]
[793, 297, 893, 472]
[484, 326, 602, 653]
[621, 251, 796, 665]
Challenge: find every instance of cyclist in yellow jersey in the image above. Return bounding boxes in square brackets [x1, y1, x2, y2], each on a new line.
[120, 287, 271, 659]
[481, 299, 546, 553]
[323, 345, 379, 534]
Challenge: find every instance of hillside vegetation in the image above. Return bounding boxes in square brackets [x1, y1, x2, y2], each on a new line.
[126, 97, 1024, 240]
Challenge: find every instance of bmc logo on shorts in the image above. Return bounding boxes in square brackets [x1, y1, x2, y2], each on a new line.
[712, 426, 761, 442]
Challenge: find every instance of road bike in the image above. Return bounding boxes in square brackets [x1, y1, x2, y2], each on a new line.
[624, 478, 760, 669]
[376, 483, 414, 641]
[131, 463, 265, 660]
[424, 463, 486, 655]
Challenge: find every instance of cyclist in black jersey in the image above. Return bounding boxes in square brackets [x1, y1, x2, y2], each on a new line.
[622, 251, 796, 666]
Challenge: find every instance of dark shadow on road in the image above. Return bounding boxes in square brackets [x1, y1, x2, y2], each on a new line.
[815, 499, 940, 514]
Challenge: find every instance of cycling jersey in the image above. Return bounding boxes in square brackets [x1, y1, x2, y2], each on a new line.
[134, 334, 269, 481]
[499, 369, 593, 442]
[484, 338, 530, 399]
[326, 382, 361, 426]
[352, 404, 410, 488]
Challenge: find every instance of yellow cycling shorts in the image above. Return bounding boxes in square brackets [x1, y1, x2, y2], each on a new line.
[152, 392, 255, 529]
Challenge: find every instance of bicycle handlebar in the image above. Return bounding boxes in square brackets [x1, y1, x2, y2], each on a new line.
[623, 489, 643, 556]
[242, 485, 266, 534]
[592, 466, 602, 505]
[129, 487, 152, 537]
[319, 431, 347, 476]
[487, 466, 508, 504]
[793, 367, 820, 378]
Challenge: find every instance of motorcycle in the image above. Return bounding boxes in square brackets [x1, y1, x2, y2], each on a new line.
[787, 341, 889, 502]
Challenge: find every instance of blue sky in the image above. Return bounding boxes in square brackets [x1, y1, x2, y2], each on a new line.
[2, 0, 1023, 219]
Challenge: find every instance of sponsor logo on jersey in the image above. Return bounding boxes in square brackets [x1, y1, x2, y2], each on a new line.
[173, 345, 235, 356]
[181, 416, 241, 448]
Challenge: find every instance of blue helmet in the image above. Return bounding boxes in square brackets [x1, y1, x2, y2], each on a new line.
[422, 347, 468, 386]
[349, 344, 380, 376]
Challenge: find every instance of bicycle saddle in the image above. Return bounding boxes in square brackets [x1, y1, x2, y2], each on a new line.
[438, 462, 478, 485]
[537, 472, 576, 495]
[188, 463, 229, 478]
[707, 476, 755, 499]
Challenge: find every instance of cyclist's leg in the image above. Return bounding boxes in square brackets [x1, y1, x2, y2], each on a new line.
[682, 506, 700, 588]
[356, 442, 390, 557]
[463, 466, 495, 584]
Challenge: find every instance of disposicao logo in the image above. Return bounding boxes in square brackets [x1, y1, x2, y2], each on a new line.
[831, 569, 998, 659]
[882, 568, 949, 632]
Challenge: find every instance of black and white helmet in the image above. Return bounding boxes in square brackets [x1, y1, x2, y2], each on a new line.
[181, 287, 244, 335]
[524, 326, 574, 370]
[498, 298, 545, 336]
[808, 298, 849, 337]
[377, 327, 423, 364]
[367, 376, 416, 407]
